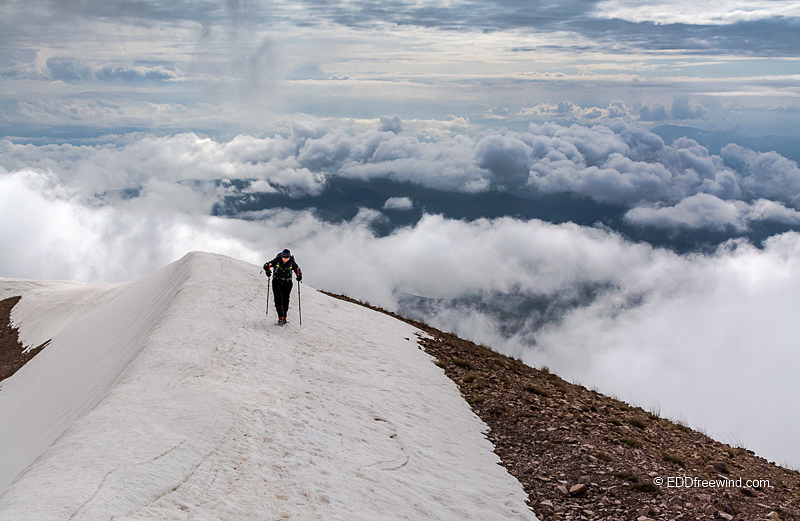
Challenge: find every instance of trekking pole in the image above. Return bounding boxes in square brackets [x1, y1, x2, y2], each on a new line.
[261, 269, 270, 317]
[297, 281, 302, 326]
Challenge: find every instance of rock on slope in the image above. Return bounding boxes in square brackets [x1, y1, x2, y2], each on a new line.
[0, 252, 537, 521]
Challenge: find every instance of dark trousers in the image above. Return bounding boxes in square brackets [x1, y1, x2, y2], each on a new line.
[272, 279, 293, 318]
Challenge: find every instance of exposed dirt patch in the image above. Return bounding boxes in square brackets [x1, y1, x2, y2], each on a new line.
[324, 291, 800, 521]
[1, 296, 51, 383]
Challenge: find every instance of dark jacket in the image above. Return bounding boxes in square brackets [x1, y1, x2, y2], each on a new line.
[265, 254, 302, 282]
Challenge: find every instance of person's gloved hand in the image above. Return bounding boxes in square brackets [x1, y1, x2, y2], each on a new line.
[296, 274, 302, 282]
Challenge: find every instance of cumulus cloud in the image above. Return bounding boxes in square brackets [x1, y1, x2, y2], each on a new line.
[624, 193, 800, 231]
[625, 193, 746, 231]
[518, 101, 620, 122]
[474, 131, 533, 188]
[3, 118, 800, 235]
[638, 103, 669, 121]
[671, 98, 708, 120]
[379, 115, 403, 134]
[518, 100, 701, 125]
[0, 133, 326, 198]
[638, 99, 708, 121]
[382, 197, 413, 211]
[746, 199, 800, 224]
[524, 123, 745, 207]
[606, 100, 633, 119]
[722, 144, 800, 207]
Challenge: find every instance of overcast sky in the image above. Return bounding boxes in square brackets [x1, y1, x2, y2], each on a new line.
[2, 1, 800, 469]
[2, 0, 799, 137]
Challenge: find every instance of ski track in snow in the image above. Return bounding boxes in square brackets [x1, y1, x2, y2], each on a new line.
[0, 252, 537, 520]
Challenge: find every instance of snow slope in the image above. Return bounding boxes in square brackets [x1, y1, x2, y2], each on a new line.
[0, 252, 537, 520]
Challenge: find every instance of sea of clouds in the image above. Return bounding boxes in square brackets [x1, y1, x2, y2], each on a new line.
[1, 119, 799, 468]
[5, 118, 798, 231]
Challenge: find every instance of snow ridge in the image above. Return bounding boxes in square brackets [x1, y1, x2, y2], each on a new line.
[0, 255, 193, 494]
[0, 252, 537, 520]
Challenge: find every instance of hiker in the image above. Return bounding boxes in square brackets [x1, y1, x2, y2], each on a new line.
[263, 249, 302, 325]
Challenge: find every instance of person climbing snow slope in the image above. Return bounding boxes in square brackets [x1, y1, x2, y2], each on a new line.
[263, 249, 302, 325]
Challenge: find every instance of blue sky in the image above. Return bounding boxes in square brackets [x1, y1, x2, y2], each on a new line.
[2, 0, 799, 138]
[2, 1, 800, 468]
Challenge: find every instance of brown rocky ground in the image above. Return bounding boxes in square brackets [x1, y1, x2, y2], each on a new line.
[0, 296, 50, 384]
[325, 292, 800, 521]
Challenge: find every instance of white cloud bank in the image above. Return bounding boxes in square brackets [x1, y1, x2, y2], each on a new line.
[531, 233, 800, 470]
[625, 194, 800, 231]
[3, 119, 800, 234]
[518, 99, 708, 124]
[1, 164, 799, 469]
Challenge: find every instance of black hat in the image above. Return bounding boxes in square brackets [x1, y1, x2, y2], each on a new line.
[281, 249, 291, 257]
